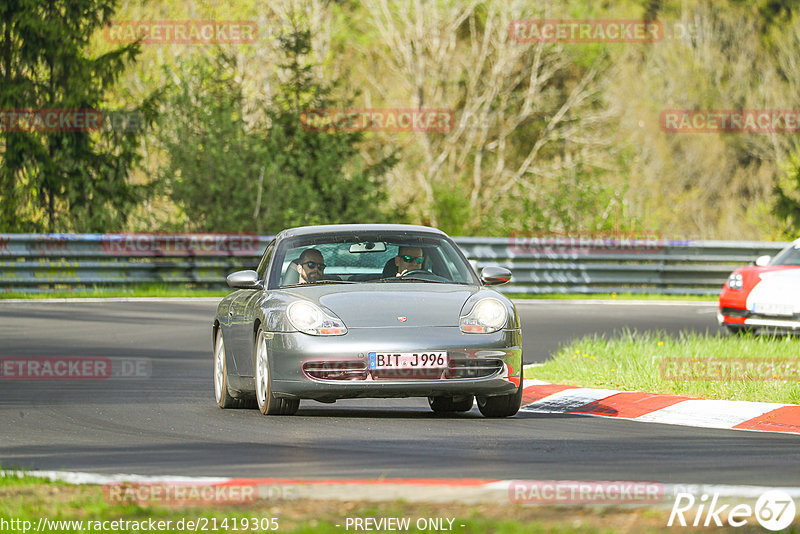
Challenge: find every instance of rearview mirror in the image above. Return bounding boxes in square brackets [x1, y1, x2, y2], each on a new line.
[349, 241, 387, 253]
[754, 255, 771, 267]
[480, 266, 512, 286]
[226, 270, 263, 289]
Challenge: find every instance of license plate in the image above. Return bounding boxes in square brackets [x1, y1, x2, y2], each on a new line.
[752, 302, 795, 317]
[368, 352, 448, 369]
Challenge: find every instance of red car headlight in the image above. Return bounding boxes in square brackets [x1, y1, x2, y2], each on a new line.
[726, 273, 743, 290]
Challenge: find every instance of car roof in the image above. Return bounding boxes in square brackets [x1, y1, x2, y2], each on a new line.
[275, 224, 448, 240]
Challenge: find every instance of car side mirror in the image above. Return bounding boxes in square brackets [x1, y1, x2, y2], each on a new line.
[226, 270, 263, 290]
[754, 255, 771, 267]
[480, 266, 511, 286]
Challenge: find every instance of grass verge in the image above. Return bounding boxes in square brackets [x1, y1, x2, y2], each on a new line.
[0, 472, 724, 534]
[525, 330, 800, 404]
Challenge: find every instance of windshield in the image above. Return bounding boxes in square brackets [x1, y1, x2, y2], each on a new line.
[269, 231, 479, 288]
[770, 241, 800, 266]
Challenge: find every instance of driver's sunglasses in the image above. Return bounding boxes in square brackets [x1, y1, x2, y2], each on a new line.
[401, 255, 424, 264]
[301, 261, 326, 270]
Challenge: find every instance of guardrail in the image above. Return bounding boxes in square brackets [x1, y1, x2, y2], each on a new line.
[0, 234, 789, 295]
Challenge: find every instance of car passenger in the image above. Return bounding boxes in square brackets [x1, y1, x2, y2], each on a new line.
[394, 246, 425, 277]
[296, 248, 326, 284]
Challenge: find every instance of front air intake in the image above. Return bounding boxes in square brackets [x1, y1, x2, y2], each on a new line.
[303, 360, 368, 381]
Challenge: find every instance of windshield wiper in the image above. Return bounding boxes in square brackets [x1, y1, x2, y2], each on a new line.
[376, 277, 449, 284]
[281, 280, 357, 288]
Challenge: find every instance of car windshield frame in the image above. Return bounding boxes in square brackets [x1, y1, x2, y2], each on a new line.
[267, 230, 480, 289]
[769, 241, 800, 266]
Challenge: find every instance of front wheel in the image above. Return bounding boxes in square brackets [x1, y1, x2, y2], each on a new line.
[214, 329, 238, 408]
[476, 378, 523, 418]
[254, 328, 299, 415]
[725, 325, 751, 336]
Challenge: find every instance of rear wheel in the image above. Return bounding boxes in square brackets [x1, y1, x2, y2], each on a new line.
[477, 378, 523, 418]
[428, 395, 474, 413]
[725, 325, 752, 336]
[254, 328, 299, 415]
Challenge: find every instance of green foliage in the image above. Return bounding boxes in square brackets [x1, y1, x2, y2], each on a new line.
[156, 53, 264, 232]
[257, 25, 399, 230]
[12, 0, 800, 238]
[484, 164, 638, 237]
[0, 0, 157, 232]
[773, 150, 800, 237]
[430, 180, 472, 236]
[730, 0, 795, 31]
[158, 25, 397, 233]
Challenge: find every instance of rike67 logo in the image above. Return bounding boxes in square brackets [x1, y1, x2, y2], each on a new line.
[668, 490, 796, 530]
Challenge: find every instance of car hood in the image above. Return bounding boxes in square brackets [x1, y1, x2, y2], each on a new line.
[282, 283, 480, 327]
[745, 267, 800, 313]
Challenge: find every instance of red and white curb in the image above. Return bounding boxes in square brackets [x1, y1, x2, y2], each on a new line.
[520, 380, 800, 435]
[7, 470, 800, 506]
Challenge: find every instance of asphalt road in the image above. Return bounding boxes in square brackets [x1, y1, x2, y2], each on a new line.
[0, 299, 798, 486]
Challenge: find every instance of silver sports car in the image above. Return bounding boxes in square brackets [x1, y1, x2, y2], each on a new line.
[212, 224, 523, 417]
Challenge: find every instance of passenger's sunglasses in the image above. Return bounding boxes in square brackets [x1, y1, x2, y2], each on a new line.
[300, 261, 326, 270]
[401, 255, 424, 264]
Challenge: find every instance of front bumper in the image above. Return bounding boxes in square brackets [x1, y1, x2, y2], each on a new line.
[718, 307, 800, 332]
[265, 326, 522, 402]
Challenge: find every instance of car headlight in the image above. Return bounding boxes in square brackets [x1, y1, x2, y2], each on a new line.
[726, 273, 743, 290]
[459, 298, 508, 334]
[287, 301, 347, 336]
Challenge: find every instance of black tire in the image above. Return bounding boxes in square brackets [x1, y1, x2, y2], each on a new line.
[428, 395, 474, 413]
[254, 328, 299, 415]
[725, 325, 750, 336]
[213, 329, 239, 408]
[476, 377, 523, 418]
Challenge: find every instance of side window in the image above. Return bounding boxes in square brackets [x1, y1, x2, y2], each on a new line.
[256, 240, 276, 280]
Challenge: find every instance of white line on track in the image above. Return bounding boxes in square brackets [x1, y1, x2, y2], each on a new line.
[2, 470, 228, 484]
[512, 299, 716, 307]
[0, 297, 223, 304]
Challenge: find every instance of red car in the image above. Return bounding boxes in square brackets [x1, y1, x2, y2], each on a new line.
[718, 239, 800, 334]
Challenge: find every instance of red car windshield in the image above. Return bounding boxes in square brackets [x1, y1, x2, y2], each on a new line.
[770, 242, 800, 266]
